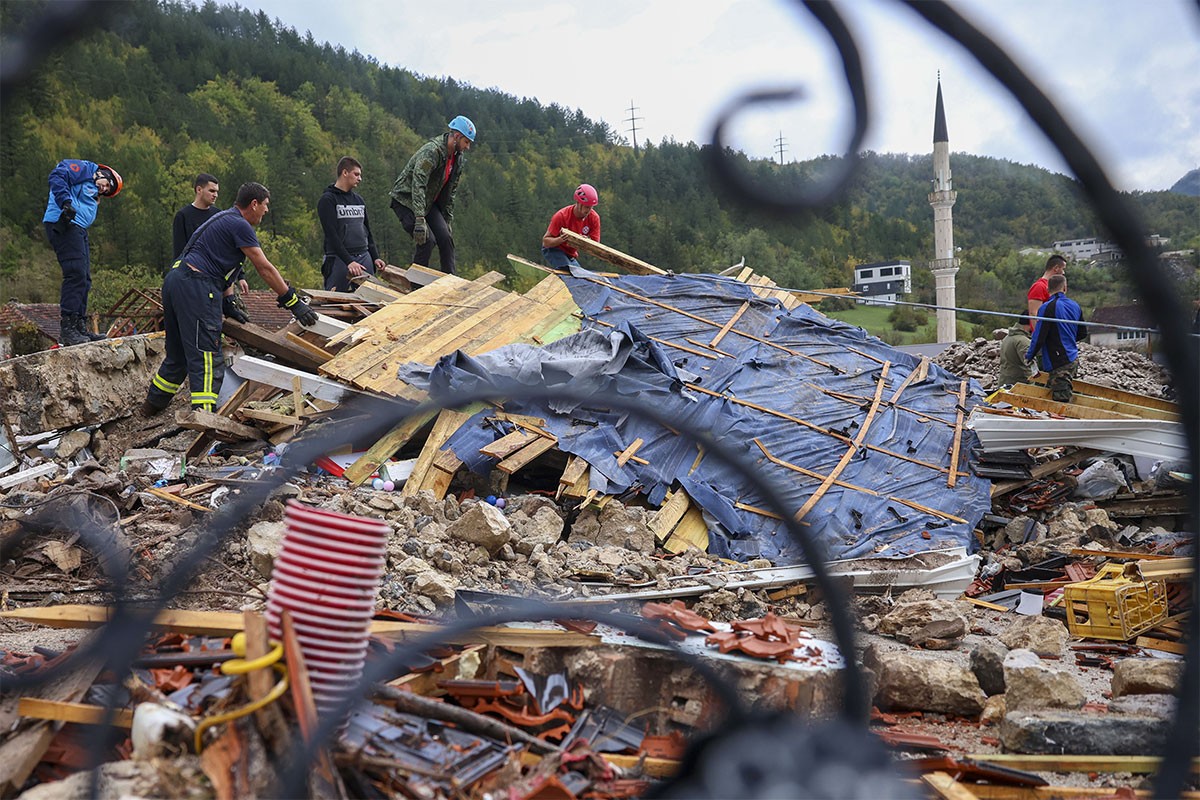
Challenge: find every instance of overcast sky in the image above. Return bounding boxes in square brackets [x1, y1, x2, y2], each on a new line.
[227, 0, 1199, 193]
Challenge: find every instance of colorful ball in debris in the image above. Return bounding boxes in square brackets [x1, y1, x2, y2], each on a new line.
[485, 495, 497, 505]
[382, 480, 395, 492]
[495, 497, 506, 509]
[372, 478, 384, 490]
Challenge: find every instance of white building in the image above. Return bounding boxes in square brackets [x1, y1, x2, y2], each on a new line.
[853, 260, 912, 305]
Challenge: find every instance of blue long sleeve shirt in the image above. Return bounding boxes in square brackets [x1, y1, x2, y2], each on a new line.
[1026, 292, 1085, 370]
[43, 159, 102, 229]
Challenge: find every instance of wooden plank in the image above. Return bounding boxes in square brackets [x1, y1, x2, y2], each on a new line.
[479, 429, 538, 459]
[146, 486, 210, 511]
[185, 380, 270, 461]
[220, 319, 326, 372]
[1008, 383, 1178, 421]
[387, 644, 487, 696]
[614, 437, 645, 467]
[432, 447, 464, 473]
[990, 390, 1136, 420]
[406, 263, 450, 287]
[496, 435, 558, 475]
[966, 597, 1011, 612]
[708, 301, 750, 349]
[473, 271, 507, 287]
[559, 230, 667, 275]
[284, 331, 336, 364]
[558, 455, 589, 487]
[965, 754, 1200, 774]
[242, 610, 289, 752]
[1030, 375, 1179, 412]
[650, 490, 691, 543]
[175, 408, 261, 441]
[280, 611, 343, 798]
[343, 409, 438, 486]
[663, 505, 708, 554]
[17, 698, 133, 728]
[230, 355, 366, 404]
[947, 380, 968, 488]
[353, 280, 407, 304]
[923, 772, 981, 800]
[1135, 635, 1187, 655]
[402, 406, 483, 498]
[561, 465, 591, 499]
[965, 786, 1197, 800]
[793, 362, 891, 523]
[238, 407, 307, 427]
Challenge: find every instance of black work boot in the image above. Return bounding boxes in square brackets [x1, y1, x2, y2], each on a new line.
[58, 313, 89, 346]
[139, 398, 166, 417]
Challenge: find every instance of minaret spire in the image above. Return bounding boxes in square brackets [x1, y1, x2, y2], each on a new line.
[928, 75, 959, 343]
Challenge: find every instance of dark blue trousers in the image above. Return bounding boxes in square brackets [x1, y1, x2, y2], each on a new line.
[146, 266, 224, 411]
[45, 222, 90, 316]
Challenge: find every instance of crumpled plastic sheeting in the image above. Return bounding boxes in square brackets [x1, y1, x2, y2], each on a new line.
[400, 269, 992, 563]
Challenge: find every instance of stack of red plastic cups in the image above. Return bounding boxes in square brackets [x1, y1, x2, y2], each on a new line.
[266, 499, 389, 713]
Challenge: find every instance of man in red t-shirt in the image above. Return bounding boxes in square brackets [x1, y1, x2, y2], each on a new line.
[1027, 254, 1066, 317]
[541, 183, 601, 268]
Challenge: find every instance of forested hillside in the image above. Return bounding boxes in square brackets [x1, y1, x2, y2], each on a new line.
[2, 0, 1196, 331]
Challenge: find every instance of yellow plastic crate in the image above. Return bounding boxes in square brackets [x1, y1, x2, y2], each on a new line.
[1062, 563, 1168, 641]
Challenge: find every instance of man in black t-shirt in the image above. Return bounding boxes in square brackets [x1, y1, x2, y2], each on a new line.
[172, 173, 219, 262]
[317, 157, 385, 291]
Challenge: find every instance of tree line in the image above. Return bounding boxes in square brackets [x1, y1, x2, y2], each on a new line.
[1, 0, 1196, 321]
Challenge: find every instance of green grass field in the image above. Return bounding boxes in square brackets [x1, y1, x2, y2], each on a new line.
[821, 303, 937, 345]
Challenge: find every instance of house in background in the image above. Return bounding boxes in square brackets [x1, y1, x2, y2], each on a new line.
[853, 260, 912, 306]
[0, 303, 62, 357]
[1089, 303, 1158, 352]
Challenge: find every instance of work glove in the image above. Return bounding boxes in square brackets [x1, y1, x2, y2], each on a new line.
[412, 215, 428, 245]
[222, 293, 249, 324]
[51, 202, 76, 235]
[277, 286, 318, 327]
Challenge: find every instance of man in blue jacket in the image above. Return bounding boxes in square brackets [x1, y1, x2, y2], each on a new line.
[1026, 274, 1087, 402]
[43, 159, 123, 346]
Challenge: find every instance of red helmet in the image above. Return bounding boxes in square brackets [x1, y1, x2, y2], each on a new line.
[574, 183, 598, 207]
[96, 164, 123, 197]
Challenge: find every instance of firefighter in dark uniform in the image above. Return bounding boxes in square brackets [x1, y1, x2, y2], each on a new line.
[142, 182, 318, 415]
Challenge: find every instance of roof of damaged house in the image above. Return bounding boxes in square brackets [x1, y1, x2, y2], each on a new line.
[0, 302, 63, 343]
[398, 267, 992, 563]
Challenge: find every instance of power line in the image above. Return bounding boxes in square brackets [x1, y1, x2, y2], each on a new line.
[775, 131, 788, 166]
[624, 100, 644, 154]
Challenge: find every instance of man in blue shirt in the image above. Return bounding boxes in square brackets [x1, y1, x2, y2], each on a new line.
[42, 159, 123, 346]
[142, 182, 318, 416]
[1026, 274, 1087, 402]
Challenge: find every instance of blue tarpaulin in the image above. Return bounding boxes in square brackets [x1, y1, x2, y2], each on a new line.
[398, 268, 991, 564]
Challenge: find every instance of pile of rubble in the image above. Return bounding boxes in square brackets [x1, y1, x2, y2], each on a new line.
[1, 237, 1193, 798]
[935, 339, 1172, 396]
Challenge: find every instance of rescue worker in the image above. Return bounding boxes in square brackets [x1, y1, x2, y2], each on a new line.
[996, 313, 1035, 388]
[1026, 274, 1086, 403]
[541, 183, 601, 269]
[43, 159, 123, 346]
[390, 115, 475, 275]
[142, 182, 318, 416]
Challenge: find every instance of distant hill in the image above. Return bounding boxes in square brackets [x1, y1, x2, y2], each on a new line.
[1, 0, 1196, 324]
[1170, 168, 1200, 196]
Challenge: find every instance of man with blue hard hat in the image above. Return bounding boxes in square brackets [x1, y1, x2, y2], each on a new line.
[390, 115, 475, 275]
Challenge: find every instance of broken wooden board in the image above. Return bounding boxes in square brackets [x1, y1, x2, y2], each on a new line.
[17, 698, 133, 728]
[175, 408, 262, 442]
[343, 408, 439, 486]
[650, 489, 691, 543]
[495, 435, 557, 475]
[401, 405, 485, 498]
[319, 273, 578, 399]
[559, 230, 667, 275]
[221, 318, 327, 372]
[1007, 382, 1179, 422]
[0, 605, 601, 649]
[663, 504, 709, 553]
[989, 390, 1137, 420]
[230, 355, 372, 404]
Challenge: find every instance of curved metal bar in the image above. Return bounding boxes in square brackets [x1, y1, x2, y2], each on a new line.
[704, 0, 869, 216]
[895, 3, 1198, 796]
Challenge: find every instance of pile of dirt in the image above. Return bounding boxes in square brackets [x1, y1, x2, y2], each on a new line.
[934, 340, 1172, 395]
